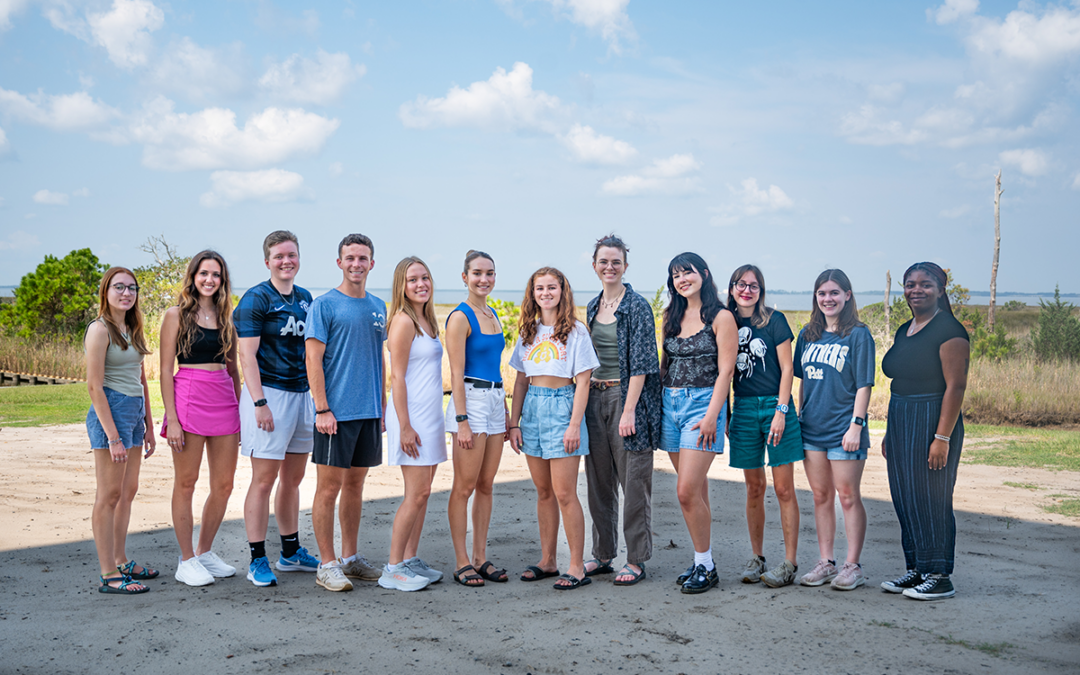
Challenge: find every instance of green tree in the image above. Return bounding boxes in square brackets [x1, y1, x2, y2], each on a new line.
[134, 235, 190, 318]
[0, 248, 106, 339]
[1032, 286, 1080, 361]
[488, 297, 520, 347]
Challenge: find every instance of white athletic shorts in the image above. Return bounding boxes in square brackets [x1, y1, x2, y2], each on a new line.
[240, 384, 315, 460]
[444, 382, 507, 437]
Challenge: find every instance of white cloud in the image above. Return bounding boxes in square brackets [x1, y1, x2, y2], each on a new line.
[929, 0, 979, 26]
[259, 50, 366, 105]
[72, 187, 91, 197]
[0, 230, 39, 250]
[867, 82, 905, 103]
[149, 38, 247, 101]
[32, 189, 69, 205]
[87, 0, 164, 70]
[0, 0, 29, 31]
[711, 178, 794, 226]
[125, 96, 340, 171]
[939, 204, 970, 218]
[399, 62, 564, 133]
[558, 123, 637, 165]
[0, 87, 120, 131]
[501, 0, 636, 53]
[601, 153, 702, 196]
[840, 104, 927, 145]
[0, 125, 9, 156]
[1073, 173, 1080, 190]
[200, 169, 312, 208]
[966, 5, 1080, 65]
[328, 161, 343, 176]
[999, 148, 1049, 176]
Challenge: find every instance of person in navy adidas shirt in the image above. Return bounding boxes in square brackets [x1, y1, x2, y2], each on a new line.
[234, 231, 319, 587]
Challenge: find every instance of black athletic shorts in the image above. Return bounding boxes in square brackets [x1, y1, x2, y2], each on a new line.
[312, 418, 383, 469]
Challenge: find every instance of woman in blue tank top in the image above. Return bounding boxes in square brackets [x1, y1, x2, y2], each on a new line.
[445, 250, 510, 587]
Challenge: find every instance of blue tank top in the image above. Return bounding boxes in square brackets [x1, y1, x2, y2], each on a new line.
[449, 302, 505, 382]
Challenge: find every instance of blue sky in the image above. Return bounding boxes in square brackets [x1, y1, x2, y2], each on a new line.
[1, 0, 1078, 297]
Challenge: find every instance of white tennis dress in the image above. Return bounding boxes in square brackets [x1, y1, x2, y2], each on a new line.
[386, 329, 448, 466]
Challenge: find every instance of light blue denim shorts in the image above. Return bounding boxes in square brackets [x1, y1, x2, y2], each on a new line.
[661, 387, 726, 454]
[86, 386, 146, 450]
[803, 443, 868, 462]
[520, 384, 589, 460]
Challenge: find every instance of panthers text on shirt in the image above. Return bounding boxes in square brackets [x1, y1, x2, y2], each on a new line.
[800, 343, 849, 380]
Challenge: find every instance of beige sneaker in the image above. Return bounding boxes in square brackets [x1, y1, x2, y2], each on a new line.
[340, 555, 381, 581]
[739, 556, 766, 584]
[760, 560, 797, 588]
[316, 562, 354, 592]
[831, 562, 866, 591]
[799, 559, 838, 587]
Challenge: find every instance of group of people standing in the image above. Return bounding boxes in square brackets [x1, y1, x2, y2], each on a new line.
[85, 231, 970, 603]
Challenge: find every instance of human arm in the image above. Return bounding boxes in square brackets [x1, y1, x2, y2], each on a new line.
[226, 334, 241, 408]
[769, 338, 794, 446]
[692, 311, 738, 448]
[305, 338, 337, 435]
[159, 308, 185, 450]
[564, 369, 591, 453]
[388, 315, 420, 458]
[238, 336, 274, 432]
[619, 375, 645, 437]
[84, 322, 125, 461]
[930, 337, 969, 469]
[842, 386, 872, 453]
[507, 369, 528, 454]
[141, 362, 155, 457]
[445, 311, 473, 449]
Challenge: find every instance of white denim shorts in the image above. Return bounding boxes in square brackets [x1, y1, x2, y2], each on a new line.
[444, 382, 507, 437]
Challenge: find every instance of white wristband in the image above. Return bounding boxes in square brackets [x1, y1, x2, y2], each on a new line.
[934, 434, 950, 443]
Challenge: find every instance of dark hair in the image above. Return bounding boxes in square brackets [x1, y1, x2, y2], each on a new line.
[263, 230, 299, 260]
[463, 249, 494, 274]
[592, 234, 629, 263]
[662, 252, 723, 339]
[802, 269, 863, 342]
[519, 267, 577, 346]
[725, 263, 774, 329]
[903, 261, 952, 315]
[338, 233, 374, 259]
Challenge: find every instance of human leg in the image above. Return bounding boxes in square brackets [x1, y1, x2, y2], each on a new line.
[390, 465, 434, 565]
[93, 449, 125, 575]
[275, 452, 309, 537]
[113, 449, 143, 568]
[403, 465, 436, 560]
[244, 457, 282, 549]
[833, 458, 867, 564]
[742, 468, 767, 558]
[171, 433, 206, 560]
[550, 455, 586, 583]
[195, 433, 238, 556]
[675, 448, 716, 554]
[339, 466, 370, 560]
[470, 433, 503, 568]
[447, 432, 485, 577]
[312, 464, 346, 563]
[802, 448, 836, 562]
[771, 462, 800, 566]
[524, 454, 560, 576]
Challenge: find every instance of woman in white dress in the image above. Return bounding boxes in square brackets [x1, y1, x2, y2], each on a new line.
[379, 257, 448, 592]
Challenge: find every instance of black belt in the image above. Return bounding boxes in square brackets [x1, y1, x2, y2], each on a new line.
[464, 377, 503, 389]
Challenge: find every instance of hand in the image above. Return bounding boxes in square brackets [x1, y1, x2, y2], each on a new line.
[456, 422, 473, 450]
[316, 410, 338, 435]
[768, 412, 786, 448]
[143, 426, 156, 458]
[691, 414, 717, 450]
[881, 438, 887, 459]
[842, 425, 862, 453]
[503, 411, 511, 442]
[401, 425, 422, 459]
[508, 427, 523, 454]
[563, 424, 581, 454]
[166, 418, 185, 452]
[928, 438, 949, 470]
[110, 442, 128, 463]
[254, 404, 275, 432]
[618, 409, 636, 437]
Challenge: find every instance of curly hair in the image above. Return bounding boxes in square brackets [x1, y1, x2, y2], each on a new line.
[802, 268, 864, 343]
[519, 267, 577, 347]
[389, 256, 439, 339]
[96, 267, 151, 355]
[175, 250, 235, 361]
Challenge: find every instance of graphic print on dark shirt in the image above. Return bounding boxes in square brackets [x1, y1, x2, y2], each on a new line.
[733, 311, 793, 398]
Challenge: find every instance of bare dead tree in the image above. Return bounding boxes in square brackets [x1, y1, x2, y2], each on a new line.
[884, 270, 891, 329]
[989, 170, 1003, 332]
[139, 234, 179, 265]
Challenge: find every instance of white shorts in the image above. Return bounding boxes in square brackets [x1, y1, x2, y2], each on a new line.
[240, 384, 315, 460]
[444, 382, 507, 437]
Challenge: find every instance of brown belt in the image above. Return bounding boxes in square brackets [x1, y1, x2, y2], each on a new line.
[590, 379, 620, 391]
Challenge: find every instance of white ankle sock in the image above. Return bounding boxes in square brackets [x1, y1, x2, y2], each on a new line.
[341, 554, 357, 564]
[695, 549, 714, 571]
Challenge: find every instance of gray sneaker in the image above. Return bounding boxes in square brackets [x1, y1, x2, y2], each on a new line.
[340, 555, 381, 581]
[760, 560, 797, 588]
[404, 557, 443, 584]
[799, 559, 838, 587]
[739, 556, 766, 584]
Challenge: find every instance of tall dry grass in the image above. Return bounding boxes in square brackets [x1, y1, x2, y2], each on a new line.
[963, 355, 1080, 426]
[0, 335, 86, 380]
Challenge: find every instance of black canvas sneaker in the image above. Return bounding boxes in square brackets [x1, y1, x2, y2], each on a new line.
[880, 569, 923, 594]
[902, 574, 956, 600]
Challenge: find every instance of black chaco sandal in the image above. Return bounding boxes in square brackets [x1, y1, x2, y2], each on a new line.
[99, 571, 149, 595]
[520, 565, 560, 582]
[453, 565, 485, 587]
[120, 560, 159, 580]
[584, 559, 614, 577]
[477, 561, 508, 583]
[553, 573, 592, 590]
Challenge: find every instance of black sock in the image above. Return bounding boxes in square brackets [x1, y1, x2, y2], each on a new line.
[250, 540, 266, 562]
[281, 532, 300, 559]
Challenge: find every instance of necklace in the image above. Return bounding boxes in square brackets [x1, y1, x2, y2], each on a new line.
[273, 283, 294, 306]
[467, 299, 494, 320]
[907, 307, 940, 336]
[600, 288, 626, 310]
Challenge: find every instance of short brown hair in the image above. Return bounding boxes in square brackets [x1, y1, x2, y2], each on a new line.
[263, 230, 299, 260]
[338, 233, 374, 259]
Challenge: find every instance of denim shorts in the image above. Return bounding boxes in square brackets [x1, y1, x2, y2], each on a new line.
[444, 382, 507, 436]
[660, 387, 726, 454]
[86, 386, 146, 450]
[804, 443, 868, 462]
[729, 395, 804, 469]
[520, 384, 589, 460]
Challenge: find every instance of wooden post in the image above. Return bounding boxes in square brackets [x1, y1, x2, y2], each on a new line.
[884, 270, 891, 330]
[989, 170, 1003, 332]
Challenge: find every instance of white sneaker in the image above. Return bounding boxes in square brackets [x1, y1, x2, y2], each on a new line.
[175, 556, 215, 586]
[405, 557, 444, 584]
[197, 551, 236, 578]
[378, 563, 431, 592]
[316, 561, 354, 592]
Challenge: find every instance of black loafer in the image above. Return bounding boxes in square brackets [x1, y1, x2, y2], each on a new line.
[675, 563, 695, 586]
[681, 564, 719, 594]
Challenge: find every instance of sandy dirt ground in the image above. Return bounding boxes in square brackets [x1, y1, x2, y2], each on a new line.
[1, 424, 1078, 675]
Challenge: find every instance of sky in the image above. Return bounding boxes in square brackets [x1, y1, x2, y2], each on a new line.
[1, 0, 1078, 298]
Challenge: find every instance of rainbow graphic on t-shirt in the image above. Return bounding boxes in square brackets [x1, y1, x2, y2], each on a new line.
[525, 339, 565, 364]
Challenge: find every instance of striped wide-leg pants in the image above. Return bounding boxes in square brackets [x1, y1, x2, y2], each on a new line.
[884, 393, 964, 576]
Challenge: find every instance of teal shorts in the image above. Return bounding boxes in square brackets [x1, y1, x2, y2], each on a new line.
[729, 395, 803, 469]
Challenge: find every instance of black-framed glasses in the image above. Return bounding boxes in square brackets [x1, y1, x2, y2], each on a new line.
[110, 283, 139, 295]
[734, 281, 760, 293]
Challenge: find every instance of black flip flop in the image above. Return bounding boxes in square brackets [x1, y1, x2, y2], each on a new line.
[553, 573, 592, 590]
[613, 564, 646, 586]
[453, 565, 485, 587]
[477, 561, 508, 583]
[520, 565, 560, 582]
[584, 559, 614, 577]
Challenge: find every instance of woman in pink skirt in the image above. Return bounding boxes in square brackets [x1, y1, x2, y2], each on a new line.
[160, 250, 242, 587]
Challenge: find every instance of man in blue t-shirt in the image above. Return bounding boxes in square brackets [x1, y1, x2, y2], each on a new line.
[305, 233, 387, 592]
[235, 230, 320, 588]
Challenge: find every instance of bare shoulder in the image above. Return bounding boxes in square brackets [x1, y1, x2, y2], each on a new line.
[446, 310, 470, 335]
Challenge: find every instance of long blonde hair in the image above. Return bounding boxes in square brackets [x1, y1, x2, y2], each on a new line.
[97, 266, 151, 355]
[389, 256, 439, 338]
[519, 267, 577, 346]
[175, 250, 235, 360]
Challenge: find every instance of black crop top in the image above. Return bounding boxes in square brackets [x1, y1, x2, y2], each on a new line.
[176, 326, 227, 365]
[882, 312, 969, 396]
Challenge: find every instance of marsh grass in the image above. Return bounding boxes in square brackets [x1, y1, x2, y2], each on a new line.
[963, 355, 1080, 426]
[0, 335, 86, 380]
[964, 424, 1080, 471]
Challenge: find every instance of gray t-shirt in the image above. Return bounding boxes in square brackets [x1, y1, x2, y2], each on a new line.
[794, 324, 875, 449]
[305, 289, 387, 421]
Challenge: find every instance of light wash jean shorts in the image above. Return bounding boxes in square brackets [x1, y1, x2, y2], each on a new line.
[803, 442, 868, 462]
[660, 387, 726, 454]
[520, 384, 589, 460]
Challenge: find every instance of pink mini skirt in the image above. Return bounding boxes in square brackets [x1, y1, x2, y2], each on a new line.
[160, 368, 240, 438]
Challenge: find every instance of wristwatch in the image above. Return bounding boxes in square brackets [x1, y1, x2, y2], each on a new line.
[851, 416, 867, 427]
[253, 398, 268, 408]
[456, 414, 469, 423]
[775, 403, 789, 414]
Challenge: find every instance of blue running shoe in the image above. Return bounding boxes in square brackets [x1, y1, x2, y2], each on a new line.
[276, 547, 320, 573]
[247, 556, 277, 587]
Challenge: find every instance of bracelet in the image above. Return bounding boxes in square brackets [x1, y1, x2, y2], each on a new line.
[934, 434, 950, 443]
[508, 426, 520, 431]
[108, 438, 124, 446]
[315, 409, 331, 415]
